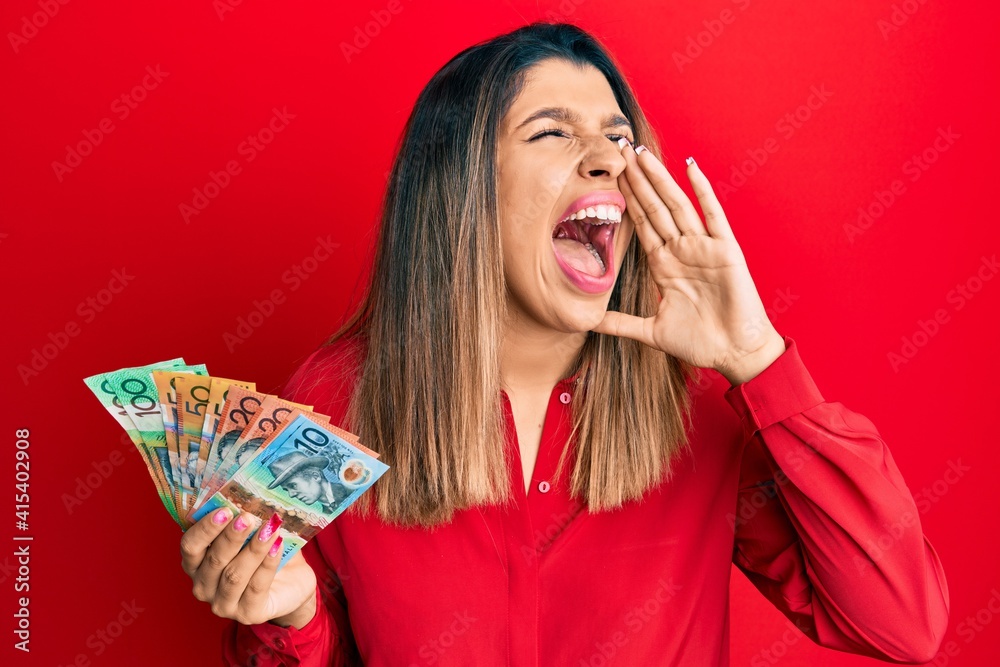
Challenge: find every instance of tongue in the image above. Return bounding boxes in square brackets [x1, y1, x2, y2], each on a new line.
[553, 238, 604, 277]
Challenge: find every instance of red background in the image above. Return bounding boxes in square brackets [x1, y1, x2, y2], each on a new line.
[2, 1, 998, 665]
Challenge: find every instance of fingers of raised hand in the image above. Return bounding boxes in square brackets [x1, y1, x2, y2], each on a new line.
[618, 165, 665, 255]
[626, 145, 707, 237]
[684, 159, 735, 240]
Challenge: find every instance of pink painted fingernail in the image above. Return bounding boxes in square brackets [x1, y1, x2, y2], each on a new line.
[634, 145, 647, 155]
[233, 513, 252, 532]
[212, 508, 232, 525]
[686, 156, 696, 166]
[258, 512, 283, 542]
[268, 536, 283, 558]
[617, 137, 629, 149]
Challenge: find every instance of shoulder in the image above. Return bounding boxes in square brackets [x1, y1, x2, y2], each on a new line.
[279, 337, 367, 425]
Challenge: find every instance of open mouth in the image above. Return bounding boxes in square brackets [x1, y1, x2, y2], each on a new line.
[551, 200, 622, 293]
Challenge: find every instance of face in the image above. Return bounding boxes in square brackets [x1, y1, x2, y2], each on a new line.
[497, 58, 635, 334]
[282, 469, 324, 504]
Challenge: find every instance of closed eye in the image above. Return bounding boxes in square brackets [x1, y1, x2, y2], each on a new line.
[529, 128, 632, 143]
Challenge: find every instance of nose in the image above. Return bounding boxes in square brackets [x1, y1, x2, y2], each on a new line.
[577, 134, 627, 180]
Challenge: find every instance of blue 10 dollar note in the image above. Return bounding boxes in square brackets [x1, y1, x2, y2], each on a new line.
[192, 414, 388, 569]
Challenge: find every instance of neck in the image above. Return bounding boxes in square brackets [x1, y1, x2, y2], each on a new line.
[500, 312, 586, 394]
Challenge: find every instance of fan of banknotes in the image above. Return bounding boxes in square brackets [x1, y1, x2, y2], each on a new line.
[84, 357, 388, 569]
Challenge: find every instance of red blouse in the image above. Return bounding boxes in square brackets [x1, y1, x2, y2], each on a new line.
[222, 335, 949, 666]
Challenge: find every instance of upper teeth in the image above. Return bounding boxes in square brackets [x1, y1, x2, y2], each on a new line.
[560, 204, 622, 224]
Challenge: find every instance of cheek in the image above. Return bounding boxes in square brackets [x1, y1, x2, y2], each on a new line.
[500, 204, 550, 278]
[618, 222, 635, 260]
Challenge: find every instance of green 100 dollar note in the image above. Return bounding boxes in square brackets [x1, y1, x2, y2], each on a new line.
[108, 366, 201, 526]
[84, 359, 187, 520]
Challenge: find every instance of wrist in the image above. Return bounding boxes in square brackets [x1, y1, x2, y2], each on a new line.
[269, 588, 318, 630]
[718, 332, 786, 386]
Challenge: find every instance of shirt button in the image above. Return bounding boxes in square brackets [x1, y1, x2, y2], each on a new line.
[559, 391, 572, 405]
[538, 480, 551, 493]
[274, 638, 285, 650]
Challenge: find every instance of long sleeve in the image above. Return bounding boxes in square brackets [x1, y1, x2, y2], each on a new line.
[221, 537, 359, 666]
[726, 335, 950, 663]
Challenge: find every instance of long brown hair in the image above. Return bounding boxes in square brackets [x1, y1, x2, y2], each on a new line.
[327, 22, 695, 527]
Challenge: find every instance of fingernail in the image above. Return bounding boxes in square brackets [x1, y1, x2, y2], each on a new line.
[686, 156, 696, 166]
[635, 145, 647, 155]
[233, 513, 252, 532]
[268, 536, 283, 558]
[258, 512, 283, 542]
[212, 508, 232, 525]
[617, 137, 628, 149]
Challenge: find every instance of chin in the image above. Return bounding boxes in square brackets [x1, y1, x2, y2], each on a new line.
[549, 294, 612, 334]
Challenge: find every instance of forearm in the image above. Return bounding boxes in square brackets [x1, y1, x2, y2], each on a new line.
[728, 337, 950, 662]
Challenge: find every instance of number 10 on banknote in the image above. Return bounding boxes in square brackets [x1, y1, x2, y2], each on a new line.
[193, 414, 388, 568]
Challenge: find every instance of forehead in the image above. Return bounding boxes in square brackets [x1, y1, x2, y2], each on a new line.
[503, 58, 624, 132]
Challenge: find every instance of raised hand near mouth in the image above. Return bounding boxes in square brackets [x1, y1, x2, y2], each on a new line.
[592, 140, 787, 386]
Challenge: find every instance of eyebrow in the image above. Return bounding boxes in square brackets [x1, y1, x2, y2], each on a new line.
[514, 106, 633, 133]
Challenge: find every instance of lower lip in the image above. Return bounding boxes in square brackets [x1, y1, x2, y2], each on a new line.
[551, 237, 617, 295]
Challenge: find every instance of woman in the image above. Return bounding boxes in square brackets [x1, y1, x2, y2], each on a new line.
[180, 22, 949, 666]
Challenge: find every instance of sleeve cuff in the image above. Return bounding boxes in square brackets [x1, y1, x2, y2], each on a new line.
[723, 335, 825, 442]
[247, 585, 328, 658]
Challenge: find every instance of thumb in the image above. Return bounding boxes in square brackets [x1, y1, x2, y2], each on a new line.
[592, 311, 652, 346]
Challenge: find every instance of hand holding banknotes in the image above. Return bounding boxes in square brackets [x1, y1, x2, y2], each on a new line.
[85, 357, 389, 629]
[181, 509, 318, 628]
